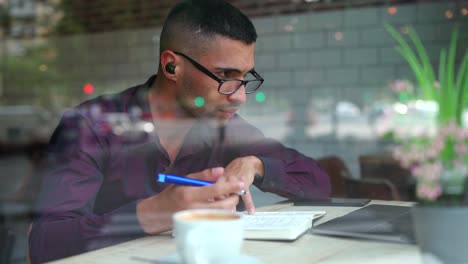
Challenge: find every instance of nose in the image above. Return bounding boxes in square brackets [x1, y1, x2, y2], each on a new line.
[227, 84, 247, 104]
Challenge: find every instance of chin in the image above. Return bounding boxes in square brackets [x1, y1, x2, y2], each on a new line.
[218, 113, 236, 122]
[216, 117, 229, 126]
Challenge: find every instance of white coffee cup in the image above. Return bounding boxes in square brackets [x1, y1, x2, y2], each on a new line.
[173, 209, 244, 264]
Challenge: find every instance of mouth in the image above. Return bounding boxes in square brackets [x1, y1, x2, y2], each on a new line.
[217, 108, 238, 118]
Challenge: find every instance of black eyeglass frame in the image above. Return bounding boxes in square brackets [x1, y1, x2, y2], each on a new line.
[173, 51, 264, 95]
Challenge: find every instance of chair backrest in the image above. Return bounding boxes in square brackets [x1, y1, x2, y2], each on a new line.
[359, 154, 414, 200]
[345, 178, 400, 201]
[316, 156, 352, 198]
[317, 155, 401, 201]
[359, 154, 413, 186]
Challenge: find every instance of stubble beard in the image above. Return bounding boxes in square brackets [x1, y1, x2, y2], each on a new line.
[177, 77, 236, 126]
[177, 77, 214, 119]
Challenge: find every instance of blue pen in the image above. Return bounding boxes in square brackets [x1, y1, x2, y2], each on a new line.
[158, 173, 246, 195]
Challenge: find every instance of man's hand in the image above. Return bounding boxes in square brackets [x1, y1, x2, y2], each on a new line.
[221, 156, 264, 214]
[136, 167, 245, 234]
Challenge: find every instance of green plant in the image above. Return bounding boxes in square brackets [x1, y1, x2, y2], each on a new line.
[393, 122, 468, 204]
[386, 24, 468, 205]
[384, 24, 468, 126]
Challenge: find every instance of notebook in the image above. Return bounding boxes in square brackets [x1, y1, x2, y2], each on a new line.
[242, 211, 326, 241]
[312, 204, 415, 244]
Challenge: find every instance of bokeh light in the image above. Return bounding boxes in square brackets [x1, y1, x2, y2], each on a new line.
[255, 92, 266, 103]
[445, 10, 454, 19]
[39, 64, 48, 72]
[462, 8, 468, 16]
[334, 32, 343, 41]
[387, 6, 398, 15]
[83, 83, 94, 95]
[194, 97, 205, 107]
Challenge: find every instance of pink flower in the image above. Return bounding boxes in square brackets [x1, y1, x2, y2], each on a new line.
[400, 160, 412, 169]
[411, 166, 423, 178]
[425, 148, 439, 159]
[432, 137, 445, 152]
[417, 183, 442, 201]
[447, 121, 458, 134]
[389, 79, 411, 93]
[427, 185, 442, 201]
[393, 122, 467, 204]
[412, 163, 442, 181]
[455, 128, 467, 141]
[455, 144, 467, 155]
[427, 163, 442, 181]
[438, 127, 449, 138]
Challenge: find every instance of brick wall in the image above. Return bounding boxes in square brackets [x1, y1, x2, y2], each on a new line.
[44, 0, 426, 35]
[4, 1, 468, 175]
[248, 1, 467, 174]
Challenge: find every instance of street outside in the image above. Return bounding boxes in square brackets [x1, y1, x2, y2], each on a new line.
[1, 154, 34, 264]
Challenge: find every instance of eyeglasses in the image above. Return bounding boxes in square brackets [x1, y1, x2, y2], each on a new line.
[173, 51, 264, 95]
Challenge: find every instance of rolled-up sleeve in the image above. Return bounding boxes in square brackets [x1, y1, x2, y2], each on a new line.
[226, 116, 331, 199]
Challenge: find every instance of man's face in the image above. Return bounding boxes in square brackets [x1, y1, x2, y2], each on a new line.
[176, 36, 255, 123]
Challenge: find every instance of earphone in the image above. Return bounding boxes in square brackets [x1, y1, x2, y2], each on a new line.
[165, 63, 176, 74]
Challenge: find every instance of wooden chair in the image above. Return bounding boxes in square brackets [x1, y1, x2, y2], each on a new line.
[359, 154, 415, 201]
[345, 177, 400, 201]
[315, 156, 348, 198]
[317, 156, 400, 201]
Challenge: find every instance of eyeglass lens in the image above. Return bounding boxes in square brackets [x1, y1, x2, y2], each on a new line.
[219, 72, 262, 94]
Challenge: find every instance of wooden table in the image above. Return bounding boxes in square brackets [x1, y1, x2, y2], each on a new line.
[49, 200, 420, 264]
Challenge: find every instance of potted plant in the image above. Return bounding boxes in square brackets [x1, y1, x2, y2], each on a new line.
[386, 23, 468, 263]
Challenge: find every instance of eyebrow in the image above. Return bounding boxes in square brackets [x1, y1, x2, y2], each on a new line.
[214, 67, 255, 74]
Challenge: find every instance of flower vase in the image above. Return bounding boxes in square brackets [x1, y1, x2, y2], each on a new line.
[412, 206, 468, 263]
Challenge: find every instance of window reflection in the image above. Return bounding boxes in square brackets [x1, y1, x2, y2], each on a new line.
[1, 0, 466, 262]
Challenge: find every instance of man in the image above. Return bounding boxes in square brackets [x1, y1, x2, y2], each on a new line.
[29, 0, 330, 262]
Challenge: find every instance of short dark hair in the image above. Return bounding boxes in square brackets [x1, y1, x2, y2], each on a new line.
[159, 0, 257, 55]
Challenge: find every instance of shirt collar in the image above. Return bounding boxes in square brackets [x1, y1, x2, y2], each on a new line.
[128, 75, 227, 155]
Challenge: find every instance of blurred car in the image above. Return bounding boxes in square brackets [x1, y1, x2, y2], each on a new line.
[0, 105, 56, 148]
[335, 101, 361, 118]
[370, 100, 439, 138]
[97, 112, 154, 142]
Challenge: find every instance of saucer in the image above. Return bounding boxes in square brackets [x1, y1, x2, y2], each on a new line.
[157, 253, 262, 264]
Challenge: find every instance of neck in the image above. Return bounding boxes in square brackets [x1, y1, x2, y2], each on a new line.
[148, 75, 189, 120]
[148, 77, 196, 147]
[148, 74, 225, 128]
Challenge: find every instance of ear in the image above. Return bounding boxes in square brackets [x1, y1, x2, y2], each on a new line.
[160, 50, 179, 81]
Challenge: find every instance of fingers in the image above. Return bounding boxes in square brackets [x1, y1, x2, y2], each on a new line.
[195, 195, 240, 210]
[197, 181, 245, 202]
[188, 167, 224, 182]
[178, 180, 244, 208]
[241, 190, 256, 214]
[170, 186, 239, 210]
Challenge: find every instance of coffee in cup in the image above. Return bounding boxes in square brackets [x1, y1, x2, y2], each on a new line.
[173, 209, 244, 264]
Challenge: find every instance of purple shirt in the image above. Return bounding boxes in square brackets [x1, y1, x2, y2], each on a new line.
[29, 75, 330, 263]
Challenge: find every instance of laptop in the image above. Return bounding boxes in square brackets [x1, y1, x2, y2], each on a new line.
[312, 204, 415, 244]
